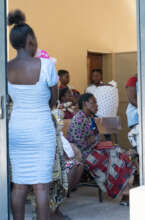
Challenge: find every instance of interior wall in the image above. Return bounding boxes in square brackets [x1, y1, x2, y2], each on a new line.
[102, 52, 137, 148]
[8, 0, 137, 92]
[115, 52, 137, 148]
[103, 54, 114, 83]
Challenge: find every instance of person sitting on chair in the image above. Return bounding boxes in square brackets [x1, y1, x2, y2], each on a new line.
[126, 76, 139, 186]
[126, 75, 139, 153]
[52, 109, 84, 193]
[58, 69, 80, 104]
[67, 93, 135, 205]
[59, 87, 78, 119]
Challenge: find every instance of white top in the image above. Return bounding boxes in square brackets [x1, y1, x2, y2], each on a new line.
[86, 82, 119, 117]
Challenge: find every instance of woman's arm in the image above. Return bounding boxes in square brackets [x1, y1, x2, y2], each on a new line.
[67, 114, 97, 148]
[126, 86, 137, 107]
[87, 135, 97, 145]
[49, 85, 58, 109]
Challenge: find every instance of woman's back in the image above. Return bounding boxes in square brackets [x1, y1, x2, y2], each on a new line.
[8, 57, 58, 184]
[7, 9, 59, 220]
[8, 57, 40, 84]
[8, 58, 57, 114]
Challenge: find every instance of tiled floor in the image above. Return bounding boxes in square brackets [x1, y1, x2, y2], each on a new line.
[11, 187, 129, 220]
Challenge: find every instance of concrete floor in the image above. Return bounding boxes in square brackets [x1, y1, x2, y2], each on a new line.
[11, 187, 129, 220]
[61, 187, 129, 220]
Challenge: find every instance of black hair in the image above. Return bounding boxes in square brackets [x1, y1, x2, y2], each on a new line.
[78, 93, 93, 109]
[91, 69, 102, 75]
[90, 68, 103, 84]
[59, 87, 69, 101]
[58, 70, 69, 77]
[8, 10, 35, 50]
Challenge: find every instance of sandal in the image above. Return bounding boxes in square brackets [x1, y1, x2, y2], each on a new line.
[120, 195, 129, 206]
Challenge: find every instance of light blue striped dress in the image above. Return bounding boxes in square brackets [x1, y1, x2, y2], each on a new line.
[8, 58, 58, 184]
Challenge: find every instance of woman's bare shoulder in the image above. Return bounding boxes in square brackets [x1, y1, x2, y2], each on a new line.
[8, 57, 40, 70]
[8, 58, 18, 74]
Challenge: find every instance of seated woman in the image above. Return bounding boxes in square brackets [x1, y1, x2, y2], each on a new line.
[52, 108, 83, 192]
[67, 93, 135, 204]
[58, 69, 80, 98]
[59, 87, 78, 119]
[86, 69, 119, 141]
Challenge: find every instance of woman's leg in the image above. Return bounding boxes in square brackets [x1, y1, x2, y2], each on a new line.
[74, 163, 84, 186]
[120, 175, 134, 206]
[11, 183, 28, 220]
[67, 166, 77, 192]
[68, 163, 83, 192]
[33, 183, 50, 220]
[122, 175, 134, 196]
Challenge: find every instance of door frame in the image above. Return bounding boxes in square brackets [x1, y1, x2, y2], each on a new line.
[136, 0, 145, 185]
[0, 0, 145, 219]
[0, 0, 10, 219]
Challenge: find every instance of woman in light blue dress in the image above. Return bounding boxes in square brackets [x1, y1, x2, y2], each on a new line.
[8, 10, 58, 220]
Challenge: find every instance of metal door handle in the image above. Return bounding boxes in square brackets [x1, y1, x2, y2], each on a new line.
[0, 96, 4, 119]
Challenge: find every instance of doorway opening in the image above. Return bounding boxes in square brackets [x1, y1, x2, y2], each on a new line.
[1, 0, 144, 219]
[87, 52, 103, 85]
[87, 51, 114, 86]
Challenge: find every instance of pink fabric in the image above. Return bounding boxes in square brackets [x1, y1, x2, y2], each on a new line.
[35, 49, 50, 59]
[35, 49, 57, 64]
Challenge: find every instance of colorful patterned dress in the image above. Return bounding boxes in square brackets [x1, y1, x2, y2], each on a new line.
[67, 111, 135, 198]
